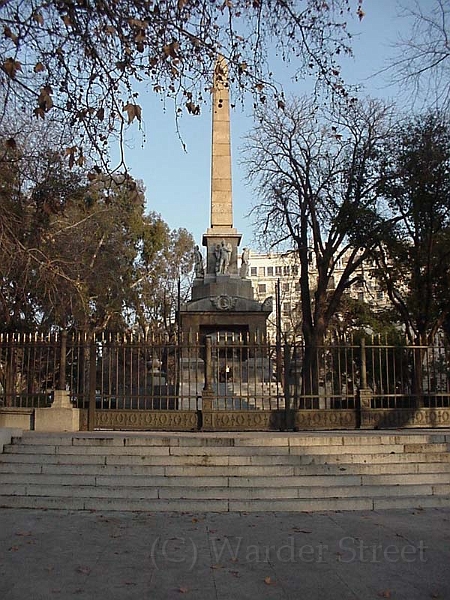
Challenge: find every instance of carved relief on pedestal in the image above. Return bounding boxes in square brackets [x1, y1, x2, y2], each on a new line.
[211, 295, 237, 311]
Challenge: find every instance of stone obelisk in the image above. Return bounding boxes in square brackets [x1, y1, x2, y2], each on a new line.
[179, 55, 272, 341]
[203, 55, 241, 275]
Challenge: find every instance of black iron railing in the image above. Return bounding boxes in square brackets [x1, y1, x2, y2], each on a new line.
[1, 331, 449, 415]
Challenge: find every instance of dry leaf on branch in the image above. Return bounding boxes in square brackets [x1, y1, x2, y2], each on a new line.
[123, 103, 142, 124]
[2, 58, 22, 78]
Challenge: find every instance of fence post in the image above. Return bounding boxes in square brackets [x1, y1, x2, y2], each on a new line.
[58, 330, 67, 390]
[201, 336, 214, 430]
[51, 329, 73, 410]
[358, 337, 373, 429]
[284, 342, 293, 430]
[88, 336, 96, 431]
[360, 336, 367, 389]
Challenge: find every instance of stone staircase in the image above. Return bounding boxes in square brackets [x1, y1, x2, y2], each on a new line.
[0, 431, 449, 512]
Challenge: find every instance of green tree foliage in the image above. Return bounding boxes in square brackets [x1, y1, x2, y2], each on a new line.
[0, 0, 363, 165]
[0, 127, 195, 333]
[329, 295, 401, 343]
[372, 111, 450, 347]
[127, 223, 195, 338]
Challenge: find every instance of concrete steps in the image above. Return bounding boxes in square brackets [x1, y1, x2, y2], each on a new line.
[0, 431, 449, 512]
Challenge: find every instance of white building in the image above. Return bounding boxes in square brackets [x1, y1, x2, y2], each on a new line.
[242, 249, 390, 341]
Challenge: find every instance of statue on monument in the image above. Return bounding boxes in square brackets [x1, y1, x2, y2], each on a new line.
[193, 245, 204, 278]
[240, 247, 250, 278]
[218, 240, 232, 274]
[214, 243, 221, 274]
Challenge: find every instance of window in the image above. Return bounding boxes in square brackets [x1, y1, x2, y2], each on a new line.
[295, 282, 301, 292]
[267, 266, 274, 277]
[250, 267, 257, 276]
[377, 291, 384, 300]
[258, 267, 265, 276]
[358, 292, 364, 301]
[258, 284, 267, 294]
[283, 283, 290, 292]
[291, 265, 298, 276]
[275, 266, 282, 276]
[283, 302, 291, 314]
[283, 265, 290, 276]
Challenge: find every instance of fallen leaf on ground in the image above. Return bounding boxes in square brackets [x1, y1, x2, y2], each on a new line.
[264, 576, 276, 585]
[76, 566, 91, 575]
[178, 586, 189, 593]
[378, 591, 391, 598]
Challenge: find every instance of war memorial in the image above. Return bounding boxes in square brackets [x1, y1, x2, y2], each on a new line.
[1, 56, 450, 436]
[0, 57, 449, 517]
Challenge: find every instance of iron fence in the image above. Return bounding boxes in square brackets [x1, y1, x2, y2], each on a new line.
[1, 331, 449, 417]
[206, 332, 283, 411]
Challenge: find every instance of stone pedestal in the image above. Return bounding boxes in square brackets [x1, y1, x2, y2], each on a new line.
[34, 390, 81, 432]
[0, 409, 34, 430]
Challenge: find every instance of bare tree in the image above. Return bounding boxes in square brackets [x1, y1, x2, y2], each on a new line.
[243, 96, 393, 393]
[0, 0, 363, 168]
[385, 0, 450, 111]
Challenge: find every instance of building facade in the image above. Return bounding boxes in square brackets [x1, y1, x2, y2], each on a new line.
[244, 249, 391, 341]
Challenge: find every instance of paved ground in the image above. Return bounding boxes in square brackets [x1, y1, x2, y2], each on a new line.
[0, 507, 449, 600]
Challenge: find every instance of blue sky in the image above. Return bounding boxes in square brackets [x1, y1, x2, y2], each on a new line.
[114, 0, 412, 250]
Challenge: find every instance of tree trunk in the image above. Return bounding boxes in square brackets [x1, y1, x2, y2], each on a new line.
[301, 328, 325, 408]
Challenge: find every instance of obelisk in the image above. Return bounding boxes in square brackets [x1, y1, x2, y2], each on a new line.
[203, 55, 241, 275]
[179, 56, 272, 342]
